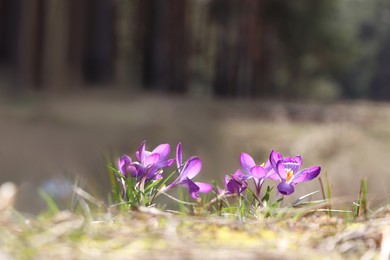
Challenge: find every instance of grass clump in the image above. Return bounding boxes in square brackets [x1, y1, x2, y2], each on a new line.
[0, 141, 389, 259]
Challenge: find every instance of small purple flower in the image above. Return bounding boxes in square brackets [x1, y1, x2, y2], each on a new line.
[136, 141, 175, 169]
[270, 150, 321, 195]
[239, 152, 269, 196]
[118, 154, 137, 178]
[223, 170, 248, 195]
[165, 143, 212, 199]
[118, 141, 174, 182]
[137, 141, 174, 181]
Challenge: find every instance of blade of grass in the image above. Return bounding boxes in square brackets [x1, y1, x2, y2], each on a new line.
[358, 177, 368, 218]
[319, 172, 332, 217]
[38, 189, 60, 215]
[73, 186, 104, 208]
[292, 190, 320, 207]
[292, 199, 326, 207]
[325, 172, 333, 217]
[107, 163, 121, 202]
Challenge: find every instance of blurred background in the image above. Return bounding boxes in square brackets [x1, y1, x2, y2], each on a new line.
[1, 0, 390, 213]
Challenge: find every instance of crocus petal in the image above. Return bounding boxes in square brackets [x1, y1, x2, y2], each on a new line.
[168, 158, 202, 189]
[194, 182, 213, 193]
[136, 141, 146, 162]
[186, 178, 201, 199]
[263, 160, 272, 172]
[226, 177, 247, 195]
[154, 173, 163, 180]
[266, 169, 279, 180]
[293, 156, 303, 166]
[226, 179, 240, 194]
[176, 143, 182, 169]
[263, 160, 279, 180]
[126, 165, 141, 178]
[269, 150, 283, 169]
[282, 156, 302, 173]
[180, 156, 202, 180]
[144, 153, 160, 167]
[145, 167, 158, 180]
[250, 165, 267, 179]
[290, 166, 321, 184]
[276, 160, 286, 180]
[232, 169, 248, 180]
[225, 171, 248, 195]
[118, 154, 132, 176]
[277, 182, 295, 195]
[119, 154, 132, 166]
[156, 159, 175, 168]
[224, 175, 230, 187]
[129, 163, 143, 178]
[240, 153, 256, 174]
[152, 144, 170, 161]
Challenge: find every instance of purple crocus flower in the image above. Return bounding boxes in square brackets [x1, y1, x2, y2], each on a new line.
[118, 154, 136, 178]
[239, 152, 269, 196]
[223, 170, 248, 195]
[118, 141, 174, 182]
[269, 150, 321, 195]
[136, 141, 174, 169]
[165, 143, 212, 199]
[136, 141, 174, 181]
[118, 154, 157, 181]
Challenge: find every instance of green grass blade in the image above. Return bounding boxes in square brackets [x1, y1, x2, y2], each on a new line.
[358, 177, 368, 218]
[38, 189, 60, 215]
[292, 190, 319, 207]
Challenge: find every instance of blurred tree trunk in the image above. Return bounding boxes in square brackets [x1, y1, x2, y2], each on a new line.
[371, 35, 390, 100]
[115, 0, 136, 88]
[139, 0, 188, 93]
[41, 0, 69, 91]
[166, 0, 188, 93]
[16, 0, 44, 92]
[0, 0, 21, 94]
[211, 0, 238, 97]
[236, 0, 257, 96]
[83, 0, 116, 84]
[0, 0, 349, 98]
[237, 0, 268, 97]
[0, 0, 6, 62]
[67, 0, 88, 88]
[211, 0, 271, 98]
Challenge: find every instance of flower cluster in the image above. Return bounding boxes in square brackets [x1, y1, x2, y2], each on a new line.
[221, 150, 321, 196]
[118, 142, 174, 182]
[114, 141, 321, 209]
[221, 150, 321, 197]
[116, 141, 212, 204]
[163, 143, 212, 199]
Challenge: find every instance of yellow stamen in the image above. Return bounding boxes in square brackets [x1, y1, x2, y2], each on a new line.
[286, 169, 294, 183]
[260, 163, 265, 167]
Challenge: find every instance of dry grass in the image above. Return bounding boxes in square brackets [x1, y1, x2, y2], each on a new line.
[1, 93, 390, 259]
[0, 202, 389, 259]
[0, 160, 389, 260]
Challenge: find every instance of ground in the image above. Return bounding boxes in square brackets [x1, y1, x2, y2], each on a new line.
[0, 206, 389, 259]
[0, 91, 390, 259]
